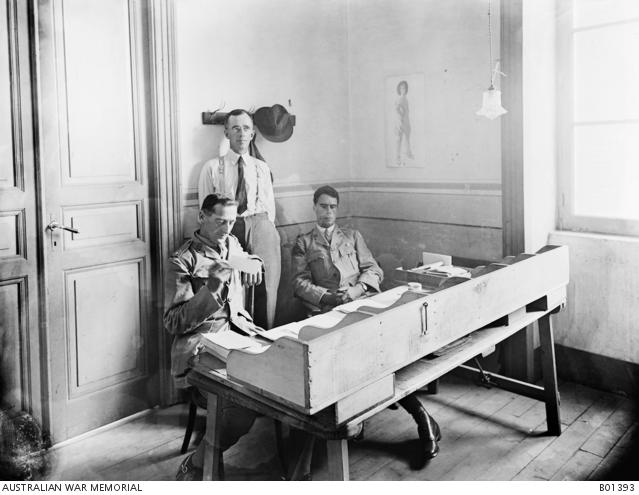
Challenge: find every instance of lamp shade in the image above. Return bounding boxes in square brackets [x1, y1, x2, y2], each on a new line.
[476, 88, 507, 120]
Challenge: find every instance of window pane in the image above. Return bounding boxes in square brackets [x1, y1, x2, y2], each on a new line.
[573, 0, 639, 29]
[574, 22, 639, 122]
[574, 123, 639, 219]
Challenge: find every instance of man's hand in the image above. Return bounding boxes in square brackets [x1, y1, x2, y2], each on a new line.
[341, 283, 366, 303]
[241, 270, 263, 287]
[320, 290, 343, 308]
[206, 260, 233, 295]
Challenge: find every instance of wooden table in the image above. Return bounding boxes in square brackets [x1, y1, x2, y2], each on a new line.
[188, 304, 563, 481]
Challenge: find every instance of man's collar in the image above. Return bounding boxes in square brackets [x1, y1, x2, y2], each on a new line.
[316, 224, 336, 235]
[226, 149, 250, 164]
[193, 230, 227, 257]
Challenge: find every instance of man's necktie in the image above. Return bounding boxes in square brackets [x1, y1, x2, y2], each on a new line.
[235, 157, 248, 214]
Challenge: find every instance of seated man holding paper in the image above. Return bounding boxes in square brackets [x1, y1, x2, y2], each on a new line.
[164, 193, 264, 481]
[292, 185, 442, 465]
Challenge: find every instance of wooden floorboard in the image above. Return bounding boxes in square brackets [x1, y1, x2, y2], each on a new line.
[41, 377, 636, 481]
[366, 384, 517, 481]
[580, 400, 635, 458]
[47, 406, 188, 481]
[551, 450, 602, 481]
[440, 392, 545, 480]
[589, 420, 639, 481]
[512, 389, 620, 480]
[476, 401, 553, 480]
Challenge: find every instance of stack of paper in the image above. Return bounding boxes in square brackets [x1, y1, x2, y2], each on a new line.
[199, 330, 267, 363]
[426, 265, 471, 278]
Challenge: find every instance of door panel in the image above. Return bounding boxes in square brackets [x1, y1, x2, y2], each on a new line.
[62, 0, 137, 183]
[66, 261, 144, 392]
[0, 279, 26, 410]
[0, 0, 41, 420]
[37, 0, 158, 441]
[0, 0, 14, 189]
[61, 202, 143, 249]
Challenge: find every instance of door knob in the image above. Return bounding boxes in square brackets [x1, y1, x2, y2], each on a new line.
[46, 221, 79, 234]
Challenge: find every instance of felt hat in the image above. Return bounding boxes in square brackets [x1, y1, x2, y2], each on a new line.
[253, 104, 295, 143]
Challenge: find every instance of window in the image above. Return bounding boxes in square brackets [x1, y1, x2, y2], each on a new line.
[557, 0, 639, 236]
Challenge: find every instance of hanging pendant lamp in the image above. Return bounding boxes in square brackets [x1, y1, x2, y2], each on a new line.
[476, 0, 507, 120]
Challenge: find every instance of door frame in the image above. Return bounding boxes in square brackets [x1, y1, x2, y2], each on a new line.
[145, 0, 183, 405]
[27, 0, 183, 438]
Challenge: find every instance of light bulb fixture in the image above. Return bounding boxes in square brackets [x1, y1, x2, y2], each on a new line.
[476, 0, 507, 120]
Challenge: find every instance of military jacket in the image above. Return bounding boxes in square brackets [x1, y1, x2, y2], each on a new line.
[163, 231, 260, 387]
[292, 225, 383, 309]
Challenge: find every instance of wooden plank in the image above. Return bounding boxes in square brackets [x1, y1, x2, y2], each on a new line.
[189, 370, 358, 439]
[99, 436, 187, 481]
[475, 401, 554, 480]
[441, 393, 547, 480]
[588, 421, 638, 481]
[289, 435, 315, 480]
[550, 450, 603, 481]
[326, 439, 349, 480]
[433, 389, 525, 480]
[512, 391, 621, 480]
[226, 337, 310, 409]
[349, 383, 485, 480]
[46, 406, 187, 480]
[367, 385, 516, 481]
[335, 374, 395, 424]
[226, 247, 568, 411]
[202, 392, 223, 481]
[455, 364, 545, 401]
[558, 381, 602, 426]
[538, 314, 561, 435]
[580, 400, 634, 458]
[342, 311, 557, 427]
[348, 376, 467, 465]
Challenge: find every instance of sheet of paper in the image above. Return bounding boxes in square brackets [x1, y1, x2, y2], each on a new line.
[262, 322, 304, 340]
[226, 254, 262, 275]
[422, 251, 452, 266]
[334, 286, 410, 313]
[202, 331, 261, 350]
[428, 265, 471, 277]
[309, 310, 347, 327]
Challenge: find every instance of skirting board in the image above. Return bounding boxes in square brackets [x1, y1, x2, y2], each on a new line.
[536, 344, 639, 398]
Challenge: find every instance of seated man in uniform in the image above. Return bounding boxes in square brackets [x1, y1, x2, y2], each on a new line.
[164, 193, 263, 481]
[292, 185, 442, 465]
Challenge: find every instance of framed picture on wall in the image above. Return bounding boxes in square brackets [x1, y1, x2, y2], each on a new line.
[385, 73, 425, 168]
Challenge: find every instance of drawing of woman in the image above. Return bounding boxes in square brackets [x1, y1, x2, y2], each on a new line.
[395, 80, 414, 165]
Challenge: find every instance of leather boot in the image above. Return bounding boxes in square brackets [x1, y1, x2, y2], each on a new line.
[398, 394, 441, 463]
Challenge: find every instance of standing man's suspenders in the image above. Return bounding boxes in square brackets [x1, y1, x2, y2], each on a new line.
[218, 154, 280, 329]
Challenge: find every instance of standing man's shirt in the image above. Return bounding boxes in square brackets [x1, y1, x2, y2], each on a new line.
[198, 149, 275, 223]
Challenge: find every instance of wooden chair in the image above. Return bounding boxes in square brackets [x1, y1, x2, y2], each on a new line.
[181, 387, 204, 454]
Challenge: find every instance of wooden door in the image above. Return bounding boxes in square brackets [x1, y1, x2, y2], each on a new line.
[35, 0, 158, 441]
[0, 0, 43, 420]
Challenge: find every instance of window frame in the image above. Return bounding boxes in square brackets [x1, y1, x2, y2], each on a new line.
[556, 0, 639, 237]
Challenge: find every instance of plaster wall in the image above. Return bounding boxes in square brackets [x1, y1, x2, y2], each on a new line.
[549, 231, 639, 366]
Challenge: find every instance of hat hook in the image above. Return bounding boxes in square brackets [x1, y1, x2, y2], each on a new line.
[209, 100, 225, 115]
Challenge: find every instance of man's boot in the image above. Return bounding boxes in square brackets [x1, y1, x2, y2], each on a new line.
[398, 394, 441, 463]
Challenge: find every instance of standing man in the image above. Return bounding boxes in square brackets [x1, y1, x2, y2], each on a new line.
[164, 193, 264, 480]
[198, 109, 281, 329]
[292, 185, 442, 466]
